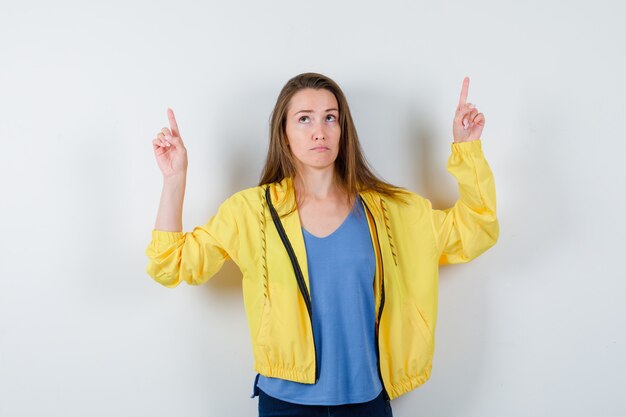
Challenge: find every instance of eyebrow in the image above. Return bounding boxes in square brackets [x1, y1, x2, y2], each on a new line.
[294, 108, 339, 115]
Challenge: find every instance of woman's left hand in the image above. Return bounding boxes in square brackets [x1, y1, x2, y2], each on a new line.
[452, 76, 485, 143]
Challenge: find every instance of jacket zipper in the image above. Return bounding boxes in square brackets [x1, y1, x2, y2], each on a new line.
[265, 186, 320, 383]
[361, 198, 390, 402]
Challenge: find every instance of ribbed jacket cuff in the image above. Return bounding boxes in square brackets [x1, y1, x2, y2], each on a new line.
[451, 139, 483, 154]
[151, 229, 183, 243]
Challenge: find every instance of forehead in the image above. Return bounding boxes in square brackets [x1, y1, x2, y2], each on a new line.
[288, 88, 338, 114]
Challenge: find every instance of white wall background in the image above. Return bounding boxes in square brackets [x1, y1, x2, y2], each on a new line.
[1, 1, 624, 416]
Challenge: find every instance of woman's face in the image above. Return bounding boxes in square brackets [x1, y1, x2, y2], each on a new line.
[285, 88, 341, 173]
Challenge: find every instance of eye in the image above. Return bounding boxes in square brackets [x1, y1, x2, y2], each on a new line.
[298, 115, 310, 123]
[326, 114, 337, 122]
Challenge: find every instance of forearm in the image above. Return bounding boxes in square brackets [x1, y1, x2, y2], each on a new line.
[154, 174, 187, 232]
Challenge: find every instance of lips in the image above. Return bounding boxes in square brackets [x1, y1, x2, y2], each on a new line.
[311, 146, 329, 150]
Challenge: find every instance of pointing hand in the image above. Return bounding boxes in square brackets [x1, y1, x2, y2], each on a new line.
[452, 77, 485, 143]
[152, 108, 188, 178]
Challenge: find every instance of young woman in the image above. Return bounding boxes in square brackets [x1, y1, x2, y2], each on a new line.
[146, 73, 499, 417]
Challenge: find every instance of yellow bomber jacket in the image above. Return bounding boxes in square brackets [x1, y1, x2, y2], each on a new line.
[145, 139, 499, 400]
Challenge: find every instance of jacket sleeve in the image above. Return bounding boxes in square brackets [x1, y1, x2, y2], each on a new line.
[429, 139, 499, 265]
[145, 195, 240, 287]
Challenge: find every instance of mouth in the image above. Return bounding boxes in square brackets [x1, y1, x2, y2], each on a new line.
[311, 146, 330, 151]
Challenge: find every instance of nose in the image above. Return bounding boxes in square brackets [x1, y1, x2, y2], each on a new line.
[313, 121, 326, 141]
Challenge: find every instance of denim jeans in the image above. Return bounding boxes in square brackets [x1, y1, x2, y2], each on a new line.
[256, 387, 393, 417]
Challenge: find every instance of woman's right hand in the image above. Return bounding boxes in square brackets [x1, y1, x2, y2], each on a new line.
[152, 108, 188, 179]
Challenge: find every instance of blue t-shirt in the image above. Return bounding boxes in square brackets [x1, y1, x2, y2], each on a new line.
[255, 194, 383, 405]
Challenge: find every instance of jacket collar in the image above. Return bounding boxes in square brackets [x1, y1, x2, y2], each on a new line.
[267, 176, 384, 221]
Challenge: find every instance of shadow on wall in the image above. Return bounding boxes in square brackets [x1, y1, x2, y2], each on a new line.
[403, 99, 459, 209]
[404, 94, 491, 414]
[197, 84, 267, 293]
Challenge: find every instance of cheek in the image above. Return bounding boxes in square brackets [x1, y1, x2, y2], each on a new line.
[285, 134, 305, 155]
[287, 126, 308, 143]
[285, 124, 303, 143]
[285, 127, 296, 148]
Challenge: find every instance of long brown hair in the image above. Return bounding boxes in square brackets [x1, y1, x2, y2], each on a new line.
[258, 72, 410, 212]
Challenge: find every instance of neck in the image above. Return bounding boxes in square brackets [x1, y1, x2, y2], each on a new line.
[293, 165, 342, 201]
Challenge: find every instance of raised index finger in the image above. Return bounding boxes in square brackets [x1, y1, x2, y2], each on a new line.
[458, 76, 470, 108]
[167, 107, 180, 137]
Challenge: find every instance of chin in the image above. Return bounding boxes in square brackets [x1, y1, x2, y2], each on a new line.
[311, 158, 337, 169]
[297, 159, 336, 171]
